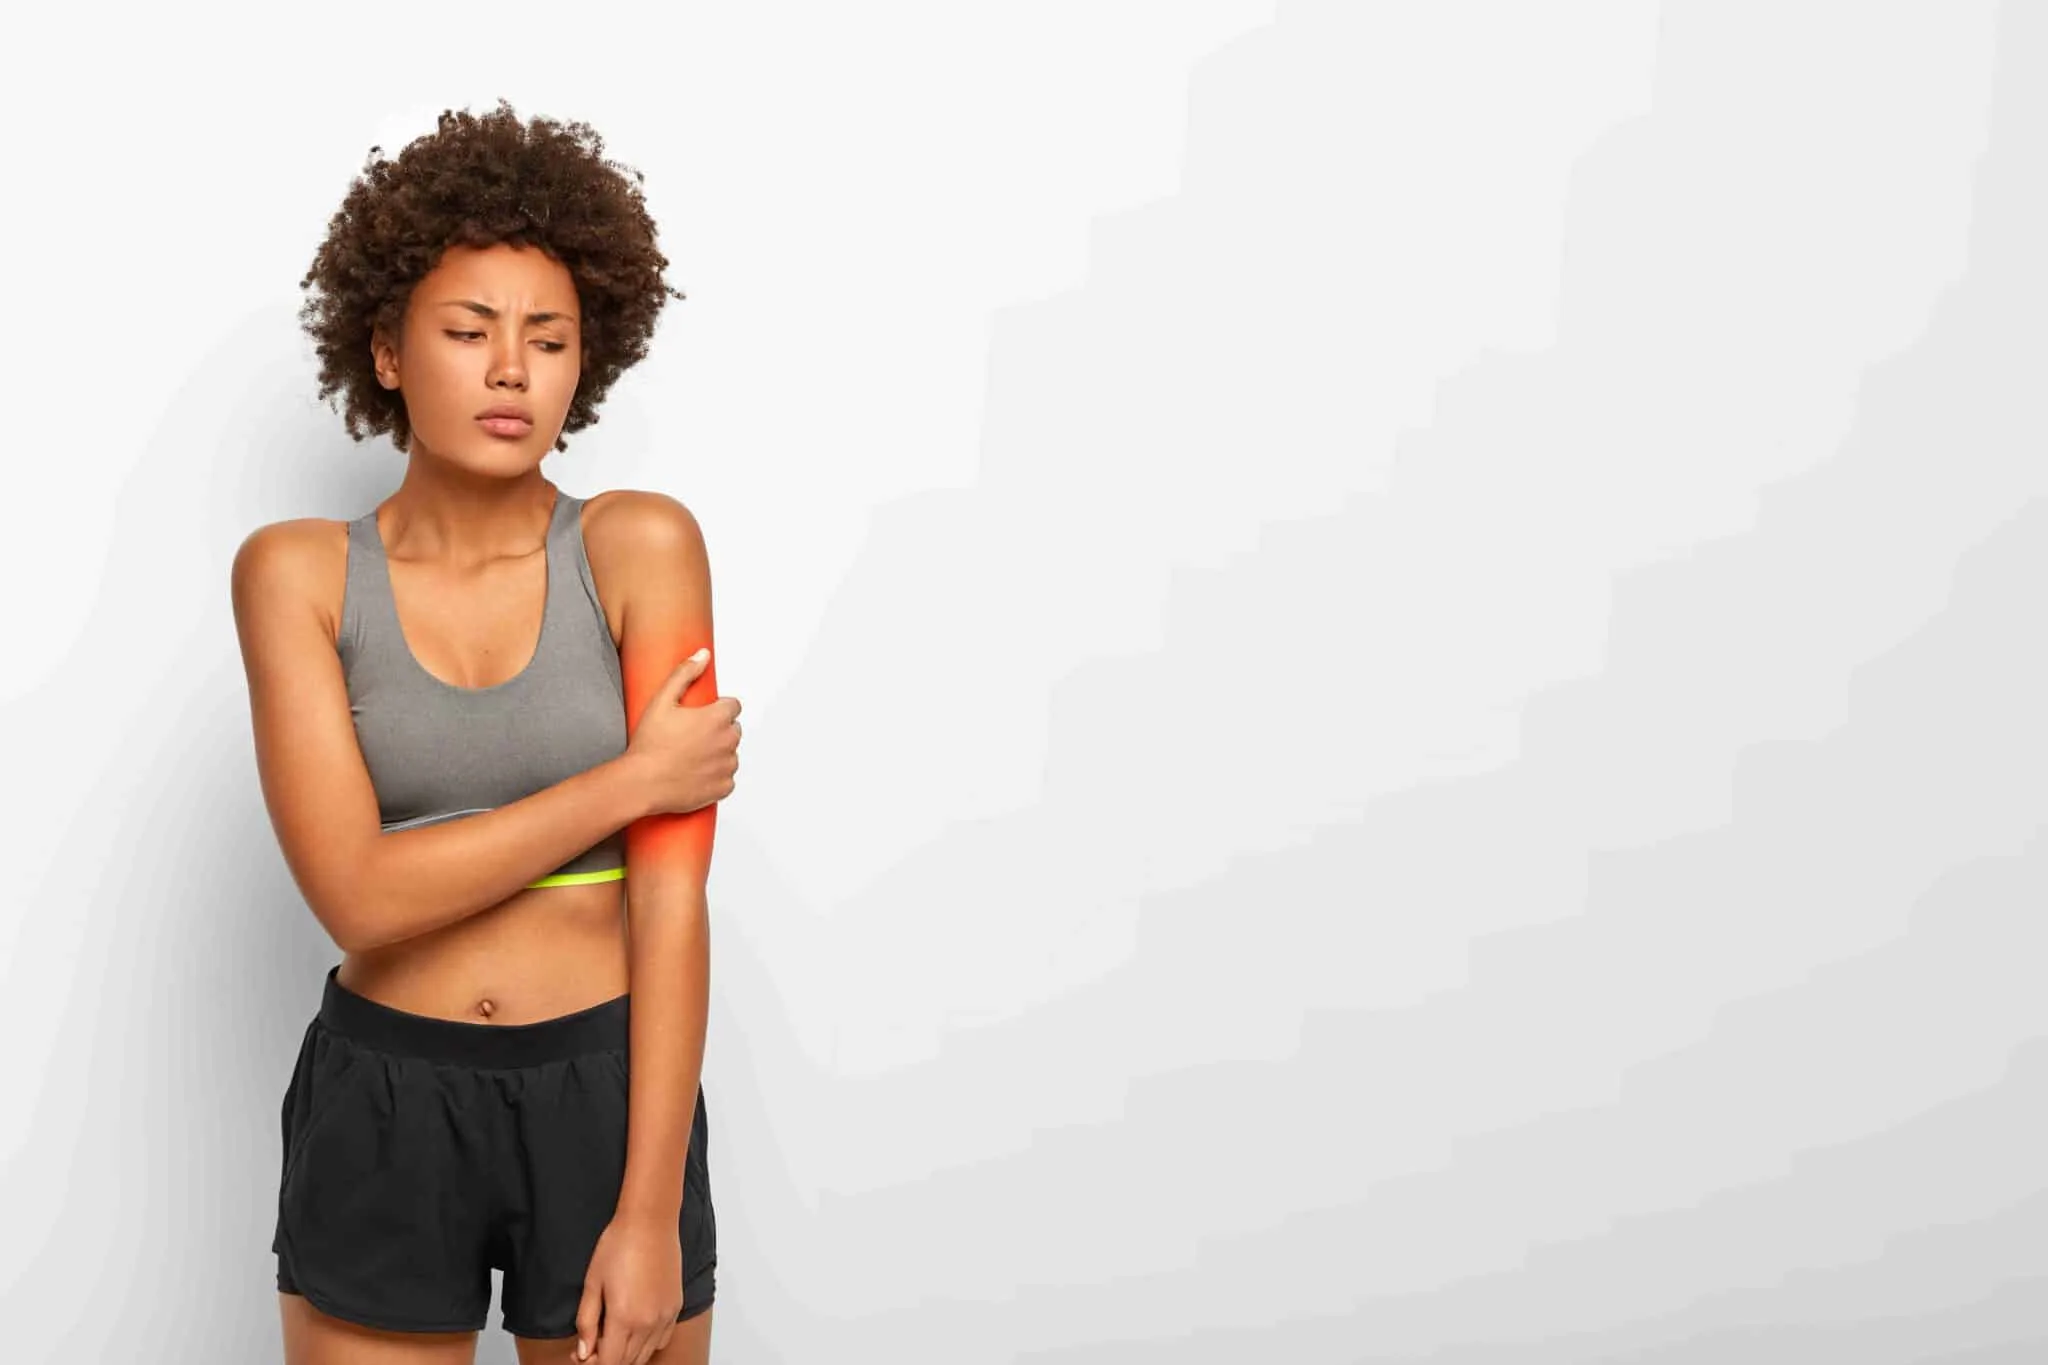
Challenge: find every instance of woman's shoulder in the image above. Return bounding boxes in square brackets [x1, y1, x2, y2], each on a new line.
[229, 516, 353, 641]
[574, 488, 711, 642]
[578, 487, 707, 569]
[232, 514, 352, 579]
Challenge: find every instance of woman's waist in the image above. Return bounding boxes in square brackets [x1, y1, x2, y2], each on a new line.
[336, 882, 630, 1026]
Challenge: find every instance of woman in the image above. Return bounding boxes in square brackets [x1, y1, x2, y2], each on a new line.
[230, 102, 739, 1365]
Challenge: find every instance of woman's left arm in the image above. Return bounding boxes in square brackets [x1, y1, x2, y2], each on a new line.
[617, 488, 719, 1217]
[575, 490, 721, 1362]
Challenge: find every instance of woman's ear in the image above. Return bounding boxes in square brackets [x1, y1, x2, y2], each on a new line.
[370, 325, 401, 390]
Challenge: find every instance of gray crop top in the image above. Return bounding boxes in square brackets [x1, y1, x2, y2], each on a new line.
[338, 487, 629, 888]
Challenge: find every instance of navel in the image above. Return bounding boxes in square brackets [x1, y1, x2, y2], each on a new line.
[475, 997, 497, 1020]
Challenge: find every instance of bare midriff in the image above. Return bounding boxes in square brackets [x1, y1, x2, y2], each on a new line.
[335, 879, 630, 1025]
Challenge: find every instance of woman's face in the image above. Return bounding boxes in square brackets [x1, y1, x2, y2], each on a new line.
[372, 242, 583, 467]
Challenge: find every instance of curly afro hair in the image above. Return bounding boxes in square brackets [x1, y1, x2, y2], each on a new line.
[299, 99, 684, 454]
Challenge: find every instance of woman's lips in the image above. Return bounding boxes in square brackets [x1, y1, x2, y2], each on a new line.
[477, 416, 533, 438]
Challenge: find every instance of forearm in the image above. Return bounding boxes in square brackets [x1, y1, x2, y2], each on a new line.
[615, 864, 712, 1217]
[329, 754, 652, 953]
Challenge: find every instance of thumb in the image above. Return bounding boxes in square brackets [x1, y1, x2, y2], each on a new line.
[664, 647, 710, 699]
[574, 1278, 602, 1360]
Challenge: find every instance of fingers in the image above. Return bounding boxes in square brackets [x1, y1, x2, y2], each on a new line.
[606, 1321, 654, 1365]
[640, 1312, 679, 1365]
[635, 1305, 683, 1365]
[594, 1307, 679, 1365]
[610, 1303, 688, 1365]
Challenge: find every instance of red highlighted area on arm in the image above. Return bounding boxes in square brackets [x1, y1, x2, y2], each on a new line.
[621, 636, 718, 884]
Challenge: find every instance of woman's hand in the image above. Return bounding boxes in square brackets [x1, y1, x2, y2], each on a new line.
[623, 648, 742, 818]
[573, 1206, 684, 1363]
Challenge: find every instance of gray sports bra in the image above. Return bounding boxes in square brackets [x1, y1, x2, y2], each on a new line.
[337, 487, 629, 889]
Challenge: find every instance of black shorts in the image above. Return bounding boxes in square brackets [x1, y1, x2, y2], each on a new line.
[272, 965, 716, 1336]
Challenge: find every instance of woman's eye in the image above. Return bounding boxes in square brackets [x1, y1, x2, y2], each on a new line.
[445, 331, 562, 352]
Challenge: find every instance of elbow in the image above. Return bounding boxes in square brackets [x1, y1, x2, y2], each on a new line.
[323, 913, 376, 956]
[308, 893, 373, 955]
[301, 859, 383, 955]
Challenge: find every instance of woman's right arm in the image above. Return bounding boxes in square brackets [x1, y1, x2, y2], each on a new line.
[230, 520, 653, 953]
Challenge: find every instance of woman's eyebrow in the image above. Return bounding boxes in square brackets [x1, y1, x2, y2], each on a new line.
[436, 298, 578, 325]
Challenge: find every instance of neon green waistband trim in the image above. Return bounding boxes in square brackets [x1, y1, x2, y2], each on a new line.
[525, 866, 628, 889]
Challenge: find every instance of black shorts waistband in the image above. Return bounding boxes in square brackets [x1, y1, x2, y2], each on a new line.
[317, 964, 629, 1067]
